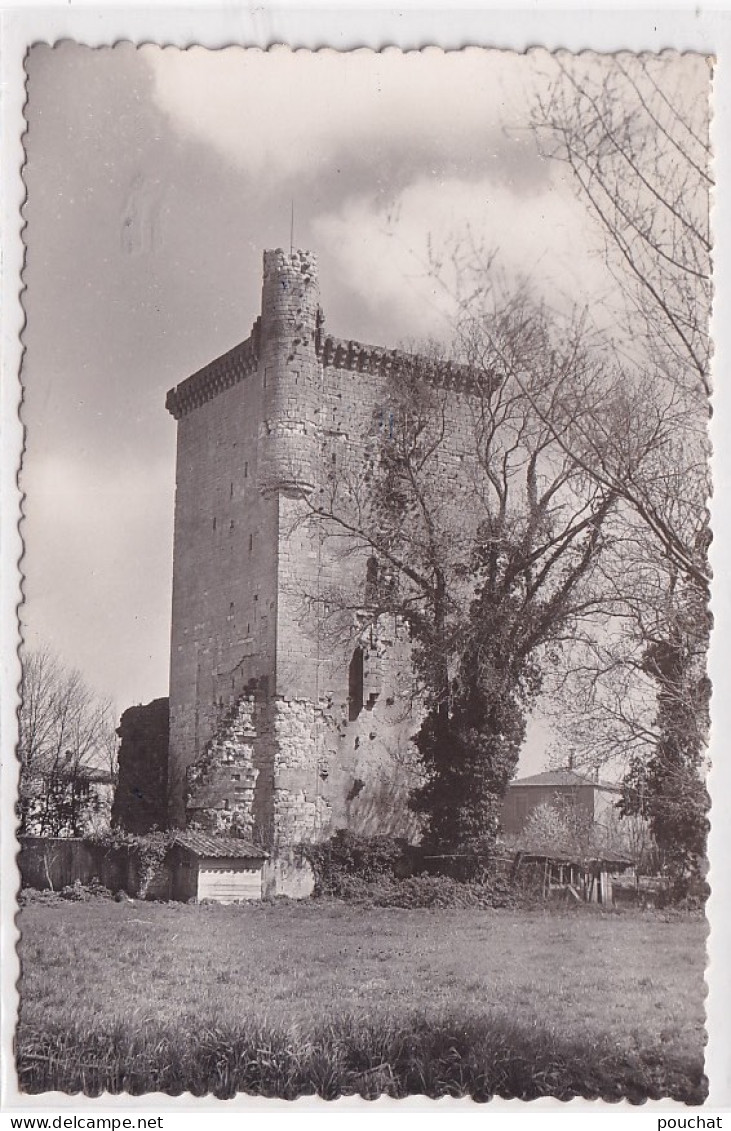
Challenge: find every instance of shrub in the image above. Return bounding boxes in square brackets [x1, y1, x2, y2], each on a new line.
[380, 873, 517, 909]
[302, 831, 523, 908]
[302, 830, 409, 896]
[309, 869, 518, 910]
[657, 876, 709, 912]
[19, 878, 114, 906]
[335, 873, 516, 909]
[88, 827, 173, 899]
[18, 888, 63, 907]
[58, 878, 114, 902]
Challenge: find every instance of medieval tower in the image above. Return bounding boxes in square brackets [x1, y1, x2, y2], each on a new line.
[166, 249, 427, 847]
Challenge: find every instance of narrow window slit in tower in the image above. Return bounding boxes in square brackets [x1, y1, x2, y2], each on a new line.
[348, 647, 364, 722]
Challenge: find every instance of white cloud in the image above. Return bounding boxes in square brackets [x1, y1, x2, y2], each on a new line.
[147, 45, 543, 182]
[312, 174, 616, 343]
[147, 46, 625, 349]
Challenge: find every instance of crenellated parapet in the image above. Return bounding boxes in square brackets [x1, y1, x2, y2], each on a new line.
[166, 322, 261, 420]
[318, 334, 481, 392]
[262, 246, 318, 284]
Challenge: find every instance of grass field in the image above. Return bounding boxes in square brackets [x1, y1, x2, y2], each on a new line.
[17, 900, 707, 1101]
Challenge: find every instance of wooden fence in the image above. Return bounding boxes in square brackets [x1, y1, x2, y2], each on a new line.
[17, 836, 137, 894]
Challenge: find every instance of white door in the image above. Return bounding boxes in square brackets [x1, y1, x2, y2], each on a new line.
[198, 863, 261, 903]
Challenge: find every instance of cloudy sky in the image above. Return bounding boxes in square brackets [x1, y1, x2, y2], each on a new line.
[19, 43, 705, 769]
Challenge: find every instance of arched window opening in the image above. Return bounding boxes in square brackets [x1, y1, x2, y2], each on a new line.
[348, 647, 364, 722]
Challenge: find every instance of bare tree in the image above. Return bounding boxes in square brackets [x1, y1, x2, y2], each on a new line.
[529, 53, 712, 888]
[18, 645, 118, 837]
[532, 51, 711, 591]
[515, 798, 598, 861]
[534, 53, 711, 383]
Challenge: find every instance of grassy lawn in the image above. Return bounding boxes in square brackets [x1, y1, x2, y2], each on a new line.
[17, 901, 707, 1100]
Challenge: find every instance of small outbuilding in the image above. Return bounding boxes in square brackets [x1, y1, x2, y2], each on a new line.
[512, 850, 633, 906]
[171, 831, 269, 903]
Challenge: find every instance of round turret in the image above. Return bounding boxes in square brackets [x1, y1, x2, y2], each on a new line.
[257, 249, 322, 494]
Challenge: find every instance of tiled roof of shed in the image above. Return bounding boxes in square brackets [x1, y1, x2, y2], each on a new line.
[174, 831, 269, 859]
[509, 769, 621, 792]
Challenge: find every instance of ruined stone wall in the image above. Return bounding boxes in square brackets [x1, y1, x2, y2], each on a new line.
[263, 261, 430, 843]
[185, 695, 259, 838]
[112, 697, 169, 834]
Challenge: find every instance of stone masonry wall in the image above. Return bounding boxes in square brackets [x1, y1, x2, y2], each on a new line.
[275, 482, 424, 844]
[167, 332, 279, 828]
[186, 695, 260, 838]
[257, 248, 321, 496]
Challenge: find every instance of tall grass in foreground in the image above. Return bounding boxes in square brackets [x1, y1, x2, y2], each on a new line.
[17, 1012, 706, 1102]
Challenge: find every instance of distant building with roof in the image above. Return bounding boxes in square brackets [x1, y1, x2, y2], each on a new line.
[501, 769, 622, 836]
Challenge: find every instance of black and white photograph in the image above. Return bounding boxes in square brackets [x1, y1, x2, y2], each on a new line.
[4, 29, 721, 1108]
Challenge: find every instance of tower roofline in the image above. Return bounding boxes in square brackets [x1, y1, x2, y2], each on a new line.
[165, 250, 491, 422]
[166, 321, 260, 420]
[318, 333, 480, 391]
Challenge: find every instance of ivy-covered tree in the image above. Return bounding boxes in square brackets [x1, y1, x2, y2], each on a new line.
[619, 586, 710, 891]
[306, 292, 619, 863]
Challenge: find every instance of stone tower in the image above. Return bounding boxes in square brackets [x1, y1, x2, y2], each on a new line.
[166, 250, 433, 847]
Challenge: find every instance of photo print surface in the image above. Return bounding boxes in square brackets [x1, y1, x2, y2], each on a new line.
[15, 43, 712, 1103]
